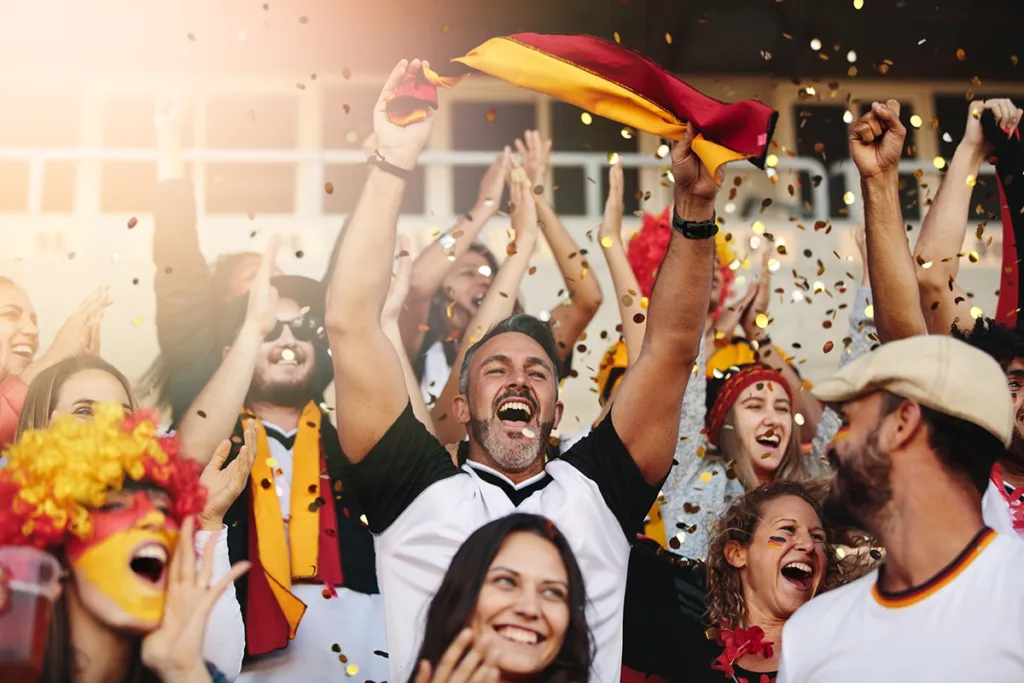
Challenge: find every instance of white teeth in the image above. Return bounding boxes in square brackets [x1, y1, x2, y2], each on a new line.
[135, 546, 168, 562]
[11, 344, 33, 355]
[500, 401, 533, 417]
[784, 561, 813, 575]
[496, 625, 539, 645]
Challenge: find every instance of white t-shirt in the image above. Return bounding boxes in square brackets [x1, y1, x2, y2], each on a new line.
[778, 529, 1024, 682]
[982, 477, 1024, 540]
[349, 404, 661, 683]
[237, 422, 389, 683]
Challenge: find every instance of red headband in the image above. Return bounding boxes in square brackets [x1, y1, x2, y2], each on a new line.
[706, 365, 793, 446]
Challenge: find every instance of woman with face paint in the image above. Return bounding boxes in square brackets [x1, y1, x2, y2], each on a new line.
[622, 481, 841, 683]
[0, 404, 251, 683]
[11, 356, 254, 680]
[408, 514, 592, 683]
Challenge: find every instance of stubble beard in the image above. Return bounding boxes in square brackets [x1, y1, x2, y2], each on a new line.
[469, 415, 554, 475]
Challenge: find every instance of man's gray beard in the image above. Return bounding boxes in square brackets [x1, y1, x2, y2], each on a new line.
[469, 416, 554, 474]
[823, 429, 893, 533]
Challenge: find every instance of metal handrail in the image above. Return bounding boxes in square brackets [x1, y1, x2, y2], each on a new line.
[0, 147, 831, 221]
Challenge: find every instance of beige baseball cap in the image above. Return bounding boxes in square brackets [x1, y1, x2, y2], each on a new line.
[812, 335, 1014, 447]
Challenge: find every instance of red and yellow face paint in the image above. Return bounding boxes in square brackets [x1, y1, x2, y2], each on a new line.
[65, 489, 179, 628]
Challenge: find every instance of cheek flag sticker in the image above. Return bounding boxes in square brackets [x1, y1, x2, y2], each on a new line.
[385, 33, 778, 181]
[767, 536, 786, 550]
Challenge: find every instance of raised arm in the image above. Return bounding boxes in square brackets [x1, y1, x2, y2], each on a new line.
[382, 235, 435, 435]
[325, 60, 435, 464]
[913, 100, 1020, 334]
[849, 100, 925, 343]
[741, 249, 823, 439]
[398, 149, 510, 360]
[177, 242, 278, 466]
[598, 158, 645, 360]
[609, 125, 717, 486]
[430, 162, 541, 444]
[517, 130, 604, 361]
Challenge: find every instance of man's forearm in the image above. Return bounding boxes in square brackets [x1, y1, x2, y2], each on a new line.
[326, 168, 406, 332]
[178, 322, 262, 465]
[863, 175, 926, 342]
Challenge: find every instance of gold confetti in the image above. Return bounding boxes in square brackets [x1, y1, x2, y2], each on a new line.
[970, 306, 984, 319]
[346, 664, 359, 676]
[486, 108, 497, 122]
[794, 413, 806, 426]
[843, 191, 855, 205]
[665, 32, 672, 44]
[640, 296, 649, 309]
[864, 304, 874, 319]
[956, 48, 966, 62]
[766, 154, 779, 168]
[441, 23, 450, 33]
[266, 457, 278, 468]
[699, 472, 713, 483]
[620, 127, 635, 139]
[521, 427, 536, 439]
[966, 174, 976, 187]
[600, 236, 614, 248]
[132, 316, 144, 327]
[345, 130, 358, 144]
[324, 182, 334, 195]
[1013, 55, 1019, 67]
[127, 216, 138, 229]
[969, 251, 979, 263]
[755, 313, 769, 329]
[607, 152, 620, 164]
[622, 294, 634, 307]
[613, 31, 621, 43]
[281, 348, 296, 362]
[848, 66, 858, 77]
[752, 220, 766, 235]
[580, 112, 593, 125]
[853, 0, 864, 8]
[933, 156, 946, 170]
[909, 114, 923, 128]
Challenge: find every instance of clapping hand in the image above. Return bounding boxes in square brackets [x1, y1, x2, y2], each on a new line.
[141, 517, 250, 683]
[244, 238, 280, 338]
[514, 129, 553, 191]
[198, 423, 258, 531]
[413, 629, 500, 683]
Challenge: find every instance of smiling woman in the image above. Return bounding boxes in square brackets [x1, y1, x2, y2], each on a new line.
[409, 513, 592, 683]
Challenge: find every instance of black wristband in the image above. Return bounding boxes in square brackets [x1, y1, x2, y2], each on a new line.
[367, 150, 413, 181]
[671, 210, 719, 239]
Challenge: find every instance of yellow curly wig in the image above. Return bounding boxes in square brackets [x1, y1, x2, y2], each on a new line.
[0, 403, 205, 549]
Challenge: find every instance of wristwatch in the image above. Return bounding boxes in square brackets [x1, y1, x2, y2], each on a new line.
[367, 150, 413, 181]
[671, 210, 719, 239]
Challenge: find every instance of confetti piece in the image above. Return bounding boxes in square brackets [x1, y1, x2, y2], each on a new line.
[755, 313, 769, 329]
[933, 157, 946, 170]
[486, 108, 497, 122]
[331, 644, 341, 653]
[665, 32, 672, 44]
[132, 316, 143, 327]
[345, 130, 358, 144]
[823, 341, 834, 353]
[342, 67, 351, 79]
[909, 114, 922, 128]
[187, 32, 196, 41]
[853, 0, 864, 8]
[325, 182, 334, 194]
[766, 154, 778, 168]
[809, 38, 821, 51]
[864, 304, 874, 318]
[295, 250, 305, 259]
[441, 23, 450, 33]
[521, 427, 536, 438]
[956, 49, 966, 62]
[282, 349, 296, 361]
[971, 306, 984, 319]
[607, 152, 620, 164]
[966, 175, 976, 188]
[632, 313, 646, 324]
[794, 413, 805, 426]
[600, 236, 614, 248]
[613, 31, 621, 43]
[699, 472, 713, 483]
[843, 192, 855, 205]
[266, 457, 278, 468]
[127, 216, 138, 229]
[847, 50, 857, 63]
[580, 112, 593, 125]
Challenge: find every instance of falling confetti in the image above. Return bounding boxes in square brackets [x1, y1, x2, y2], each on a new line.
[325, 182, 334, 195]
[485, 108, 497, 122]
[600, 236, 614, 248]
[853, 0, 864, 8]
[187, 32, 196, 41]
[521, 427, 536, 439]
[665, 32, 672, 44]
[970, 306, 984, 319]
[342, 67, 351, 79]
[755, 313, 769, 329]
[956, 49, 966, 62]
[282, 349, 296, 362]
[580, 112, 593, 125]
[933, 157, 946, 170]
[133, 316, 144, 327]
[441, 23, 451, 33]
[613, 31, 621, 43]
[699, 472, 713, 483]
[299, 15, 308, 23]
[823, 341, 834, 353]
[127, 217, 138, 229]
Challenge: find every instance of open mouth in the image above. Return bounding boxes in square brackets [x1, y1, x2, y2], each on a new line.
[780, 560, 815, 591]
[272, 348, 303, 367]
[496, 398, 535, 428]
[756, 430, 781, 450]
[129, 543, 169, 586]
[10, 343, 36, 360]
[495, 624, 545, 646]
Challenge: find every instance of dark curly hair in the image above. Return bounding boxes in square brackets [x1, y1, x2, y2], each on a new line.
[951, 316, 1024, 369]
[705, 480, 841, 628]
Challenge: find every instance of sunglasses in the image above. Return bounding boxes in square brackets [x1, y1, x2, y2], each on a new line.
[264, 314, 325, 343]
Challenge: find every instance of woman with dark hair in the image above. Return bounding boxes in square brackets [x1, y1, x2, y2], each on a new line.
[410, 513, 592, 683]
[623, 481, 857, 683]
[0, 404, 251, 683]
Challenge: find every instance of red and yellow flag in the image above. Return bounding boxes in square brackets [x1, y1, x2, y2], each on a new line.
[386, 33, 778, 178]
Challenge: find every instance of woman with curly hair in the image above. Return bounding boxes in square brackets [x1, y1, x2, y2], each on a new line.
[0, 404, 251, 683]
[622, 481, 843, 683]
[408, 513, 592, 683]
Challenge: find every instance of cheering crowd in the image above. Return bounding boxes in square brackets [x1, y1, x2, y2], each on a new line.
[1, 54, 1024, 683]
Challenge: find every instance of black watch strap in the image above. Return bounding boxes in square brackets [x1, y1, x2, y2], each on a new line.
[671, 210, 719, 239]
[367, 150, 413, 181]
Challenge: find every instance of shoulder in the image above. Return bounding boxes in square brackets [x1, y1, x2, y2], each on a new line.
[785, 571, 875, 638]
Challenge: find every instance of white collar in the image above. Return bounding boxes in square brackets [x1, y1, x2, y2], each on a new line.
[464, 460, 550, 490]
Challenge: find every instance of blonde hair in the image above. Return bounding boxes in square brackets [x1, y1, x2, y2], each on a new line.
[15, 355, 138, 442]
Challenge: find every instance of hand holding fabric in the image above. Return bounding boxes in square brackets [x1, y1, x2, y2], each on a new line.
[377, 59, 436, 171]
[962, 99, 1022, 154]
[672, 124, 721, 215]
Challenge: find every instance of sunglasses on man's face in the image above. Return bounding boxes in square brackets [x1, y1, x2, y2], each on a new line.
[264, 314, 324, 343]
